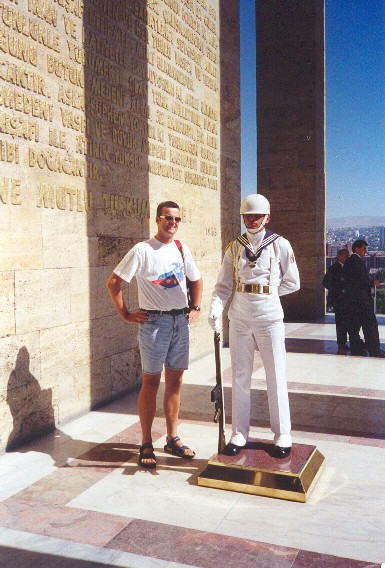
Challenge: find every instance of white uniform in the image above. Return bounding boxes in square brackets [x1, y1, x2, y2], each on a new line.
[209, 228, 300, 447]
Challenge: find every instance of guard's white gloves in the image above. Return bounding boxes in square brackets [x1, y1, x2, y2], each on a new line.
[208, 313, 221, 333]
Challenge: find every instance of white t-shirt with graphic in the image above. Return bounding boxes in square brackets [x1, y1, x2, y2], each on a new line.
[113, 238, 201, 311]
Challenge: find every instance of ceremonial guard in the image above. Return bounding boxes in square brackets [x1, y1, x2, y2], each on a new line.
[208, 194, 300, 457]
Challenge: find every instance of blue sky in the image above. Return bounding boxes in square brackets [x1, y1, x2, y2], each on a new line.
[240, 0, 385, 219]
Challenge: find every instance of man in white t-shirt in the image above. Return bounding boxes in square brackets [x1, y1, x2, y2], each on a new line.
[107, 201, 202, 468]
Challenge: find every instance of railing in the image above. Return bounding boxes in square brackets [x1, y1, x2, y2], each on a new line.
[374, 287, 385, 315]
[325, 289, 385, 315]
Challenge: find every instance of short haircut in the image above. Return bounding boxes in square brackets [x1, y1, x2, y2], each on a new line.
[352, 239, 368, 252]
[156, 201, 180, 217]
[337, 248, 349, 257]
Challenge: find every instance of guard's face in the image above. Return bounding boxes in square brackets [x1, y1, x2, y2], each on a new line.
[243, 213, 270, 230]
[156, 207, 181, 239]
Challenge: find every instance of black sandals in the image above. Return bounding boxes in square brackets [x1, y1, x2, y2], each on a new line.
[139, 442, 156, 469]
[164, 436, 195, 459]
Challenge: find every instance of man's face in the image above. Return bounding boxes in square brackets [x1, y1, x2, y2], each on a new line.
[355, 245, 367, 257]
[243, 213, 270, 231]
[156, 207, 181, 239]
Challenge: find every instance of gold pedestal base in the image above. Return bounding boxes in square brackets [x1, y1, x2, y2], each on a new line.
[198, 439, 324, 502]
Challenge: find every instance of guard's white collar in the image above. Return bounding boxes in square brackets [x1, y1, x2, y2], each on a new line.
[246, 228, 265, 252]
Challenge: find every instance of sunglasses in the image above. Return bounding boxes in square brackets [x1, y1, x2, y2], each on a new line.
[159, 215, 181, 222]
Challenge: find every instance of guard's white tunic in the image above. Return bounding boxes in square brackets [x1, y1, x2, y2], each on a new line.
[210, 229, 300, 446]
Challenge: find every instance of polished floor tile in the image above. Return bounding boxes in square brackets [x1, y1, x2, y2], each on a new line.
[107, 520, 298, 568]
[1, 318, 384, 567]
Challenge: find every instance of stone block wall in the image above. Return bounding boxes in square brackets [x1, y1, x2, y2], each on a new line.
[256, 0, 325, 320]
[0, 0, 240, 452]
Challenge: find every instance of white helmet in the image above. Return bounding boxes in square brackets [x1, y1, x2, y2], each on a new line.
[240, 194, 270, 215]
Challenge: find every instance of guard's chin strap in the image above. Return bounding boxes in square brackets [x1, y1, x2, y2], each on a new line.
[246, 214, 269, 235]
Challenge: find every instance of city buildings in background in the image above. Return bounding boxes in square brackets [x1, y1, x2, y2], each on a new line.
[326, 224, 385, 314]
[326, 224, 385, 269]
[380, 226, 385, 250]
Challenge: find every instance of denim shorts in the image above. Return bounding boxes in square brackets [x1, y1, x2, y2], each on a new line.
[138, 313, 190, 374]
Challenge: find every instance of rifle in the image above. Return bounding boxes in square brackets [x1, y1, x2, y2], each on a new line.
[210, 331, 226, 453]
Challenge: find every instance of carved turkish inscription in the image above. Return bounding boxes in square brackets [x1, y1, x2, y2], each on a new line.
[0, 0, 220, 218]
[0, 177, 22, 204]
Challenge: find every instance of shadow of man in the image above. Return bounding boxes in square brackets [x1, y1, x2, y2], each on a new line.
[5, 348, 202, 476]
[5, 347, 132, 468]
[5, 347, 147, 471]
[6, 346, 55, 451]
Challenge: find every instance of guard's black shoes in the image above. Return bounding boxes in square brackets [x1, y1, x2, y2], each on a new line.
[273, 446, 291, 458]
[222, 442, 243, 456]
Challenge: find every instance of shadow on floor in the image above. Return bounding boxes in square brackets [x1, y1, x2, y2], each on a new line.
[285, 337, 339, 354]
[285, 337, 384, 356]
[0, 546, 120, 568]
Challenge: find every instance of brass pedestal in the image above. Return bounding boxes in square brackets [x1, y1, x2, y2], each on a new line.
[198, 439, 324, 502]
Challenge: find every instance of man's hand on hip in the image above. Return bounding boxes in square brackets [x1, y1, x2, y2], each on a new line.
[123, 309, 149, 324]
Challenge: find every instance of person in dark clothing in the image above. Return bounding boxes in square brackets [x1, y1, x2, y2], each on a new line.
[343, 239, 385, 358]
[323, 249, 350, 352]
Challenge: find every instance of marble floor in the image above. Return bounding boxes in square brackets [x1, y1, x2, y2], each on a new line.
[0, 317, 384, 567]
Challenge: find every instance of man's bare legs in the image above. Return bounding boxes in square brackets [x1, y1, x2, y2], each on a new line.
[163, 367, 194, 457]
[138, 368, 194, 464]
[138, 372, 161, 466]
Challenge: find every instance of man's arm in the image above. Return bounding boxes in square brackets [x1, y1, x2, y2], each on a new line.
[353, 257, 379, 289]
[188, 277, 203, 323]
[106, 272, 147, 324]
[322, 265, 334, 290]
[210, 247, 236, 313]
[208, 247, 235, 331]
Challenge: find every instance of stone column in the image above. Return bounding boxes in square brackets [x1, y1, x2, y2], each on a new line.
[256, 0, 325, 320]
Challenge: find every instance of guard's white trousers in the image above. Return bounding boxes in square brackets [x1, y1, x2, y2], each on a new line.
[228, 315, 291, 447]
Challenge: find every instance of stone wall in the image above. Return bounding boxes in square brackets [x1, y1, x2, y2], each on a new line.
[0, 0, 240, 452]
[256, 0, 325, 320]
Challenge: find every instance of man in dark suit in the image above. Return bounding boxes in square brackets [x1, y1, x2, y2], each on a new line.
[323, 249, 350, 353]
[343, 239, 385, 357]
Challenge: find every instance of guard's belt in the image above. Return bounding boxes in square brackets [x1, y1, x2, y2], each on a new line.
[146, 308, 189, 315]
[237, 283, 272, 294]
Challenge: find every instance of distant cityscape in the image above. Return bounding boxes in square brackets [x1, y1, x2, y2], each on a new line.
[326, 225, 385, 274]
